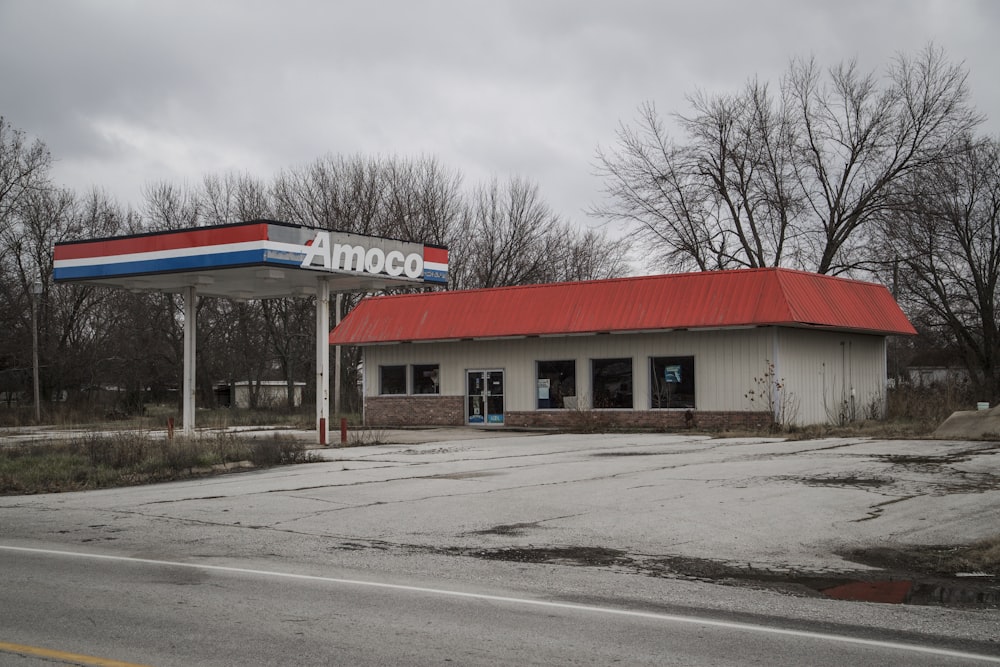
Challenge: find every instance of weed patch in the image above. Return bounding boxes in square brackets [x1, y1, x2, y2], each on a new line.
[344, 428, 390, 447]
[0, 431, 321, 495]
[844, 535, 1000, 576]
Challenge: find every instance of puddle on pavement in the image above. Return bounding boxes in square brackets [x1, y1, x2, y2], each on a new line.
[818, 579, 1000, 605]
[464, 547, 999, 608]
[821, 579, 913, 603]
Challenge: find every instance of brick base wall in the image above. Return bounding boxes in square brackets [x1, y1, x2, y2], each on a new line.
[505, 410, 773, 430]
[366, 395, 465, 426]
[364, 395, 772, 431]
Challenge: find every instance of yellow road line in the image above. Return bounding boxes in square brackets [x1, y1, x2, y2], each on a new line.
[0, 641, 152, 667]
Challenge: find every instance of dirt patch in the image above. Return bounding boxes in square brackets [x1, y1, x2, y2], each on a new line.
[639, 545, 1000, 607]
[791, 475, 892, 488]
[843, 537, 1000, 577]
[467, 522, 542, 536]
[423, 471, 500, 480]
[468, 546, 631, 567]
[462, 546, 999, 608]
[877, 454, 970, 466]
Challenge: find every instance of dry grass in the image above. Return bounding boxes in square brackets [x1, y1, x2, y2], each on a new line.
[343, 428, 390, 447]
[710, 384, 976, 440]
[846, 534, 1000, 576]
[960, 535, 1000, 573]
[0, 402, 337, 430]
[0, 431, 321, 495]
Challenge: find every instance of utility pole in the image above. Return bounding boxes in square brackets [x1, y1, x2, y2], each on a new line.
[31, 280, 42, 423]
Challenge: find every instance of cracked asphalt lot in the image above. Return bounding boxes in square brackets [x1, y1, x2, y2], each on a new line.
[2, 432, 998, 606]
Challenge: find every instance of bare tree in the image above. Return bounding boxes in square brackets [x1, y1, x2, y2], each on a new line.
[0, 183, 137, 407]
[274, 155, 384, 235]
[592, 102, 721, 272]
[790, 46, 981, 274]
[452, 176, 554, 288]
[142, 181, 201, 230]
[0, 119, 54, 397]
[881, 136, 1000, 399]
[594, 45, 982, 275]
[380, 156, 465, 245]
[543, 225, 631, 282]
[679, 80, 799, 269]
[201, 171, 274, 225]
[0, 117, 51, 239]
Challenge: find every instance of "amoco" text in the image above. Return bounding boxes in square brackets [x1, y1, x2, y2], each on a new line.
[299, 231, 422, 279]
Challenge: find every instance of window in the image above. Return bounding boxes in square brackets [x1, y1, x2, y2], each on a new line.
[650, 356, 695, 408]
[592, 358, 632, 409]
[379, 365, 406, 395]
[412, 364, 440, 394]
[536, 360, 576, 409]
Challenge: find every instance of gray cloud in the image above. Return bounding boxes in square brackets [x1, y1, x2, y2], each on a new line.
[1, 0, 997, 225]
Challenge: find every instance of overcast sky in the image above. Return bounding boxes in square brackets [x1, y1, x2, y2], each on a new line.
[1, 0, 998, 231]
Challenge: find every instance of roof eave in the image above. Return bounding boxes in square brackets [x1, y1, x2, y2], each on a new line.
[335, 321, 914, 346]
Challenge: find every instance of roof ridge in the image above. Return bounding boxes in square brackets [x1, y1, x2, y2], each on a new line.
[771, 269, 803, 322]
[369, 267, 810, 301]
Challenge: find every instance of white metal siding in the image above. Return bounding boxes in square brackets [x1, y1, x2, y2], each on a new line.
[364, 328, 776, 413]
[776, 329, 887, 425]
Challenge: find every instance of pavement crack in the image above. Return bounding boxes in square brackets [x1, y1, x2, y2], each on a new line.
[851, 495, 919, 522]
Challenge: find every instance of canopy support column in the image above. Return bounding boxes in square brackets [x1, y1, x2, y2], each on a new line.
[334, 292, 342, 419]
[182, 286, 197, 436]
[316, 278, 330, 442]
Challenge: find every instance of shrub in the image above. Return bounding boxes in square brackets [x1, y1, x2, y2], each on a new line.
[887, 381, 975, 427]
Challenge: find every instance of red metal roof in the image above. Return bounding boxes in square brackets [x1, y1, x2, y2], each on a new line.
[329, 268, 916, 345]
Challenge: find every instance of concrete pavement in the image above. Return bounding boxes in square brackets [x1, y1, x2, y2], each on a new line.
[2, 430, 998, 652]
[3, 430, 997, 575]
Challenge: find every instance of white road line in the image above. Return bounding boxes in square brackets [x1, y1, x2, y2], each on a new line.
[2, 544, 997, 663]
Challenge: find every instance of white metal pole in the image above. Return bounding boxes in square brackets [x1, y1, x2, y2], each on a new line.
[183, 286, 197, 436]
[316, 279, 330, 440]
[334, 292, 342, 419]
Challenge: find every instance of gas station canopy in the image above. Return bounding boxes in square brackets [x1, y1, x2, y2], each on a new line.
[53, 219, 449, 298]
[52, 219, 449, 440]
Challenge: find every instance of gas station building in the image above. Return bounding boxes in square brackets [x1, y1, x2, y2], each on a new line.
[330, 269, 915, 429]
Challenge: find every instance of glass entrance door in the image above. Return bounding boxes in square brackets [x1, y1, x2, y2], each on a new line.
[467, 370, 504, 425]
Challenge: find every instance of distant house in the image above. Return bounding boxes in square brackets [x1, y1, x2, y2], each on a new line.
[905, 366, 970, 387]
[330, 268, 916, 429]
[215, 381, 306, 409]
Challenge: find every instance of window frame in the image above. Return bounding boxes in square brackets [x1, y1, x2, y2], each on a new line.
[411, 364, 441, 395]
[535, 359, 576, 409]
[591, 357, 633, 409]
[649, 355, 696, 409]
[378, 365, 407, 395]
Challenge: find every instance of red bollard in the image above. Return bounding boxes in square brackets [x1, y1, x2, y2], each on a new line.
[167, 417, 174, 440]
[340, 418, 347, 445]
[319, 417, 326, 447]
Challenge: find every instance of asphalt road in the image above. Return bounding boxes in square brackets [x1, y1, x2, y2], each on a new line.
[1, 431, 998, 665]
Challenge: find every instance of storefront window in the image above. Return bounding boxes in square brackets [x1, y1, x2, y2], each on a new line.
[412, 364, 440, 394]
[592, 358, 632, 409]
[379, 365, 406, 395]
[536, 360, 576, 409]
[650, 356, 695, 408]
